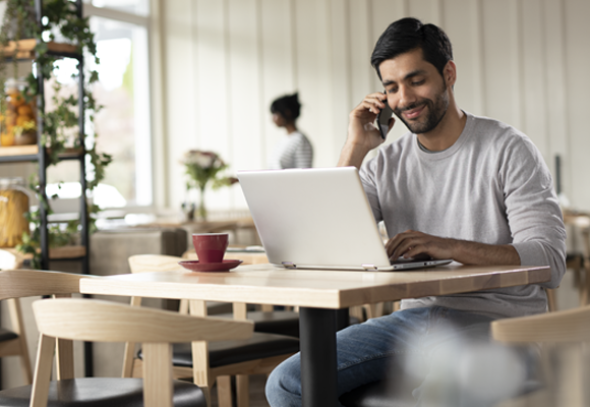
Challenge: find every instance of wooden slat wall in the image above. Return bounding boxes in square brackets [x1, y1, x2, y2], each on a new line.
[160, 0, 590, 212]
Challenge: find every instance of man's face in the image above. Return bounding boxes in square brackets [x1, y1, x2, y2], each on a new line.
[379, 48, 450, 135]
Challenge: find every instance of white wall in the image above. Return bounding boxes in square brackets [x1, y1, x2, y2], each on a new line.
[159, 0, 590, 212]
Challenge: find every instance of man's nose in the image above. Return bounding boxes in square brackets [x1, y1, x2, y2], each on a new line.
[397, 86, 417, 109]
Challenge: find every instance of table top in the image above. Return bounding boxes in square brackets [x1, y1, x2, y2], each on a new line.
[80, 263, 550, 309]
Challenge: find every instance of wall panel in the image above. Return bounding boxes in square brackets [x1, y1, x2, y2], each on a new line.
[442, 0, 481, 117]
[328, 0, 352, 156]
[564, 0, 590, 208]
[543, 0, 570, 196]
[521, 0, 549, 158]
[348, 0, 373, 111]
[225, 0, 260, 208]
[481, 0, 521, 126]
[164, 0, 197, 207]
[293, 0, 333, 167]
[260, 0, 295, 170]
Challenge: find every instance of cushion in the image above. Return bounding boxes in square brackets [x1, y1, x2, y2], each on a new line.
[0, 328, 18, 343]
[139, 332, 299, 368]
[0, 377, 206, 407]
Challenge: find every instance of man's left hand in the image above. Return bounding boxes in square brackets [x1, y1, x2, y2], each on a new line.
[385, 230, 521, 266]
[386, 230, 457, 261]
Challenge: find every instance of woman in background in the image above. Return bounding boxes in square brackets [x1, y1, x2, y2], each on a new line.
[268, 93, 313, 169]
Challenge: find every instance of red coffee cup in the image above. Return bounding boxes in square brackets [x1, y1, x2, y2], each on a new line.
[192, 233, 229, 264]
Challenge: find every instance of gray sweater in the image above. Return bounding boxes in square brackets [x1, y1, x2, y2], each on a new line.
[360, 112, 566, 319]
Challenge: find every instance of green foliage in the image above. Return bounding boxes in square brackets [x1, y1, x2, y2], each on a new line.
[181, 150, 237, 221]
[1, 0, 111, 266]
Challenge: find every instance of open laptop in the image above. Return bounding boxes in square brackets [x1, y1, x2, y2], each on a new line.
[237, 167, 452, 271]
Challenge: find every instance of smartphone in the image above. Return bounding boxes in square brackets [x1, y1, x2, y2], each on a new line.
[376, 99, 393, 139]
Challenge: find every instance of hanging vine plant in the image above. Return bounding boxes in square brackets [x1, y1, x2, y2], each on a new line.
[0, 0, 112, 267]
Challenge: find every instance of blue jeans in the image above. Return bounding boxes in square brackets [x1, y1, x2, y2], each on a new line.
[265, 306, 497, 407]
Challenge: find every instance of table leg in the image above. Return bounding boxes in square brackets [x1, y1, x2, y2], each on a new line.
[299, 307, 338, 407]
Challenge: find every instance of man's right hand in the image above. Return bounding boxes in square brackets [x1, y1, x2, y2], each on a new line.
[337, 92, 395, 169]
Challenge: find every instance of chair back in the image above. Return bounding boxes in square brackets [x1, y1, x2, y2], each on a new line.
[33, 298, 253, 343]
[0, 269, 84, 300]
[491, 305, 590, 343]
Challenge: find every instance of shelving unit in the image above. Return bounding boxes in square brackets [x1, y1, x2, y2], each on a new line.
[0, 0, 92, 378]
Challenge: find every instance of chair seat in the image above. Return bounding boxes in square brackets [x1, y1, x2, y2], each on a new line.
[0, 378, 206, 407]
[139, 332, 300, 368]
[217, 311, 301, 337]
[0, 328, 18, 342]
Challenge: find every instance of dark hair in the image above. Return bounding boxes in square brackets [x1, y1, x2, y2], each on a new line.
[371, 18, 453, 79]
[270, 93, 301, 122]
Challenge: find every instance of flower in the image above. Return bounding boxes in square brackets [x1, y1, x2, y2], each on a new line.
[181, 150, 231, 191]
[180, 150, 237, 220]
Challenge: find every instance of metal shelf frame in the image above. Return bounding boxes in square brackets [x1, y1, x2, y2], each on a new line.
[0, 0, 93, 381]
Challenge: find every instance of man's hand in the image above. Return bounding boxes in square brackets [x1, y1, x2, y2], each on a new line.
[386, 230, 521, 266]
[337, 92, 395, 169]
[386, 230, 456, 261]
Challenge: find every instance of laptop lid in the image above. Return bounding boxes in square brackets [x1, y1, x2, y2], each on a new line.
[238, 167, 450, 271]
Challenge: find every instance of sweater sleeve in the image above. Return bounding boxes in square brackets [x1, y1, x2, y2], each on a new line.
[359, 156, 383, 224]
[500, 136, 566, 289]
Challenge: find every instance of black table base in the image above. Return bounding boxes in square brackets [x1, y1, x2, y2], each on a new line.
[299, 307, 349, 407]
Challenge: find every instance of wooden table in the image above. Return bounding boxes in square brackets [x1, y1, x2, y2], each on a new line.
[80, 263, 550, 407]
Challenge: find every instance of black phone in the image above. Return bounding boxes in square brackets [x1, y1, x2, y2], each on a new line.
[376, 99, 393, 140]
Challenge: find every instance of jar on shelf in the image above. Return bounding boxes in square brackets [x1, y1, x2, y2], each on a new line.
[0, 177, 30, 248]
[0, 78, 37, 147]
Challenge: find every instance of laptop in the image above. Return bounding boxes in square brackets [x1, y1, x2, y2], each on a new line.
[237, 167, 452, 271]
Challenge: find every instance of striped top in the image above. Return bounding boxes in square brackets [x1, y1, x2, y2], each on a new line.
[268, 131, 313, 169]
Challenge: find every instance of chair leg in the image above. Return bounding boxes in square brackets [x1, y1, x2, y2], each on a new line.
[7, 298, 33, 384]
[349, 306, 365, 322]
[546, 288, 557, 312]
[236, 374, 250, 407]
[143, 342, 173, 407]
[217, 375, 233, 407]
[30, 334, 55, 407]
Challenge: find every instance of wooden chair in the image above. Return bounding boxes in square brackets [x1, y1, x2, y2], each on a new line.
[0, 250, 34, 385]
[0, 294, 33, 385]
[0, 268, 86, 391]
[491, 305, 590, 406]
[0, 297, 253, 407]
[124, 254, 300, 407]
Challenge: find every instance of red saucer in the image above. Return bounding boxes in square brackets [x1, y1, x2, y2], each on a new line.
[178, 259, 243, 272]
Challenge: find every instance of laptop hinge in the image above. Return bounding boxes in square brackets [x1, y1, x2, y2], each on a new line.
[362, 264, 378, 270]
[282, 262, 297, 269]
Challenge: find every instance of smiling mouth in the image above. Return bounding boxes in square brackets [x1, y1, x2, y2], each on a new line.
[402, 104, 426, 120]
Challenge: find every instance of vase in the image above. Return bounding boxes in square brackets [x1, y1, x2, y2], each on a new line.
[198, 186, 207, 221]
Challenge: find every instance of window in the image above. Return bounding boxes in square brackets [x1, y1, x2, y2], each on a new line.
[47, 1, 152, 209]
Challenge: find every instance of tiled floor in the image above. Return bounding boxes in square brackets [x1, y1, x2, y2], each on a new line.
[210, 375, 270, 407]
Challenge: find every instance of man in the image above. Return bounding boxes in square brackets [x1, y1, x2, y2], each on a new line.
[266, 17, 566, 406]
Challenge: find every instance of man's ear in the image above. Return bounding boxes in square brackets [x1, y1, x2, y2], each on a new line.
[443, 60, 457, 88]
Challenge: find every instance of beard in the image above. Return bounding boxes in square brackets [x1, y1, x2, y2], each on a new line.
[394, 84, 450, 134]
